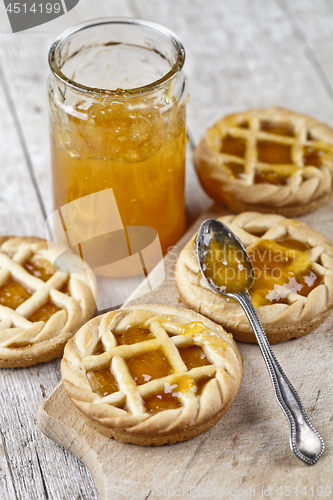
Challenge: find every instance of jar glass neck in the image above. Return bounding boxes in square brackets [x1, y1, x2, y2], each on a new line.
[49, 18, 185, 98]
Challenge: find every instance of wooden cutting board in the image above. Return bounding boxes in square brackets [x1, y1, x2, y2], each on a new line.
[37, 204, 333, 500]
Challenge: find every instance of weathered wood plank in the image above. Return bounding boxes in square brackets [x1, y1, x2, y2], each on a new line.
[0, 0, 137, 218]
[1, 361, 99, 500]
[0, 428, 18, 500]
[0, 3, 140, 500]
[280, 0, 333, 96]
[38, 201, 333, 500]
[134, 0, 333, 145]
[0, 13, 54, 499]
[185, 145, 212, 227]
[1, 0, 333, 499]
[0, 0, 210, 224]
[0, 68, 46, 237]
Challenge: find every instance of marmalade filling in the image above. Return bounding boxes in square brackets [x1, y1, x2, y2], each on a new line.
[248, 239, 323, 307]
[0, 277, 63, 322]
[224, 162, 245, 179]
[254, 165, 299, 185]
[201, 235, 322, 307]
[202, 239, 253, 294]
[87, 368, 119, 398]
[24, 257, 70, 295]
[86, 325, 216, 414]
[221, 135, 246, 157]
[178, 345, 211, 370]
[24, 258, 56, 282]
[0, 279, 32, 309]
[51, 98, 186, 257]
[126, 349, 173, 385]
[260, 120, 295, 137]
[143, 391, 182, 415]
[257, 140, 293, 164]
[114, 326, 155, 345]
[28, 302, 62, 323]
[220, 124, 327, 185]
[0, 258, 66, 322]
[142, 374, 213, 415]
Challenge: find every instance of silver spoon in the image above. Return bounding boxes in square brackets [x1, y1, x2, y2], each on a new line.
[196, 218, 324, 465]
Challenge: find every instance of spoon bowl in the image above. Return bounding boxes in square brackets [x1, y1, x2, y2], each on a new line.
[196, 218, 325, 466]
[196, 219, 253, 294]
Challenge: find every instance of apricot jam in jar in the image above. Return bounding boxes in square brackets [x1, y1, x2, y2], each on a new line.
[48, 19, 187, 257]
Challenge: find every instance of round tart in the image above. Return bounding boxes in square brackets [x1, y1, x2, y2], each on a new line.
[194, 107, 333, 216]
[175, 213, 333, 344]
[61, 305, 243, 445]
[0, 236, 96, 367]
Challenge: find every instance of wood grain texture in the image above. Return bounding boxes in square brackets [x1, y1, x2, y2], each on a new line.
[0, 2, 136, 499]
[0, 66, 46, 237]
[38, 203, 333, 500]
[134, 0, 333, 144]
[1, 0, 333, 498]
[0, 0, 210, 310]
[0, 0, 136, 217]
[283, 0, 333, 95]
[1, 361, 100, 500]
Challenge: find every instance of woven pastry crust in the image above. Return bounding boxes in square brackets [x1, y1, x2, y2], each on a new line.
[61, 305, 243, 445]
[175, 213, 333, 344]
[194, 107, 333, 216]
[0, 236, 96, 367]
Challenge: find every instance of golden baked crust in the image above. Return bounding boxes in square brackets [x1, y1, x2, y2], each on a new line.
[0, 236, 96, 367]
[61, 305, 243, 446]
[175, 213, 333, 344]
[194, 107, 333, 216]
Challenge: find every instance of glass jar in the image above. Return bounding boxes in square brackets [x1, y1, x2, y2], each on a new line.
[48, 18, 187, 269]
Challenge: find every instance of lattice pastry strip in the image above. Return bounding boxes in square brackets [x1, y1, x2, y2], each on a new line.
[194, 107, 333, 216]
[0, 237, 96, 367]
[175, 212, 333, 344]
[61, 305, 243, 445]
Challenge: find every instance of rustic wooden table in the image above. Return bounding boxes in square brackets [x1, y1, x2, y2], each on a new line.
[1, 1, 333, 499]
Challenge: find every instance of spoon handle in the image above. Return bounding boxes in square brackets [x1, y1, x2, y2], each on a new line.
[234, 292, 324, 465]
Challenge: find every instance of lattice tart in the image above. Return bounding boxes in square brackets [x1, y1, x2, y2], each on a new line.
[175, 213, 333, 344]
[61, 304, 243, 445]
[0, 236, 96, 367]
[194, 107, 333, 216]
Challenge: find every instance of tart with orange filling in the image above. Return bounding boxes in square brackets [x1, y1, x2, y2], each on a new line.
[175, 213, 333, 343]
[61, 305, 242, 445]
[194, 107, 333, 216]
[0, 236, 96, 367]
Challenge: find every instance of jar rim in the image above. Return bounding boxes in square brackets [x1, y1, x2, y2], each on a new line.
[48, 17, 185, 98]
